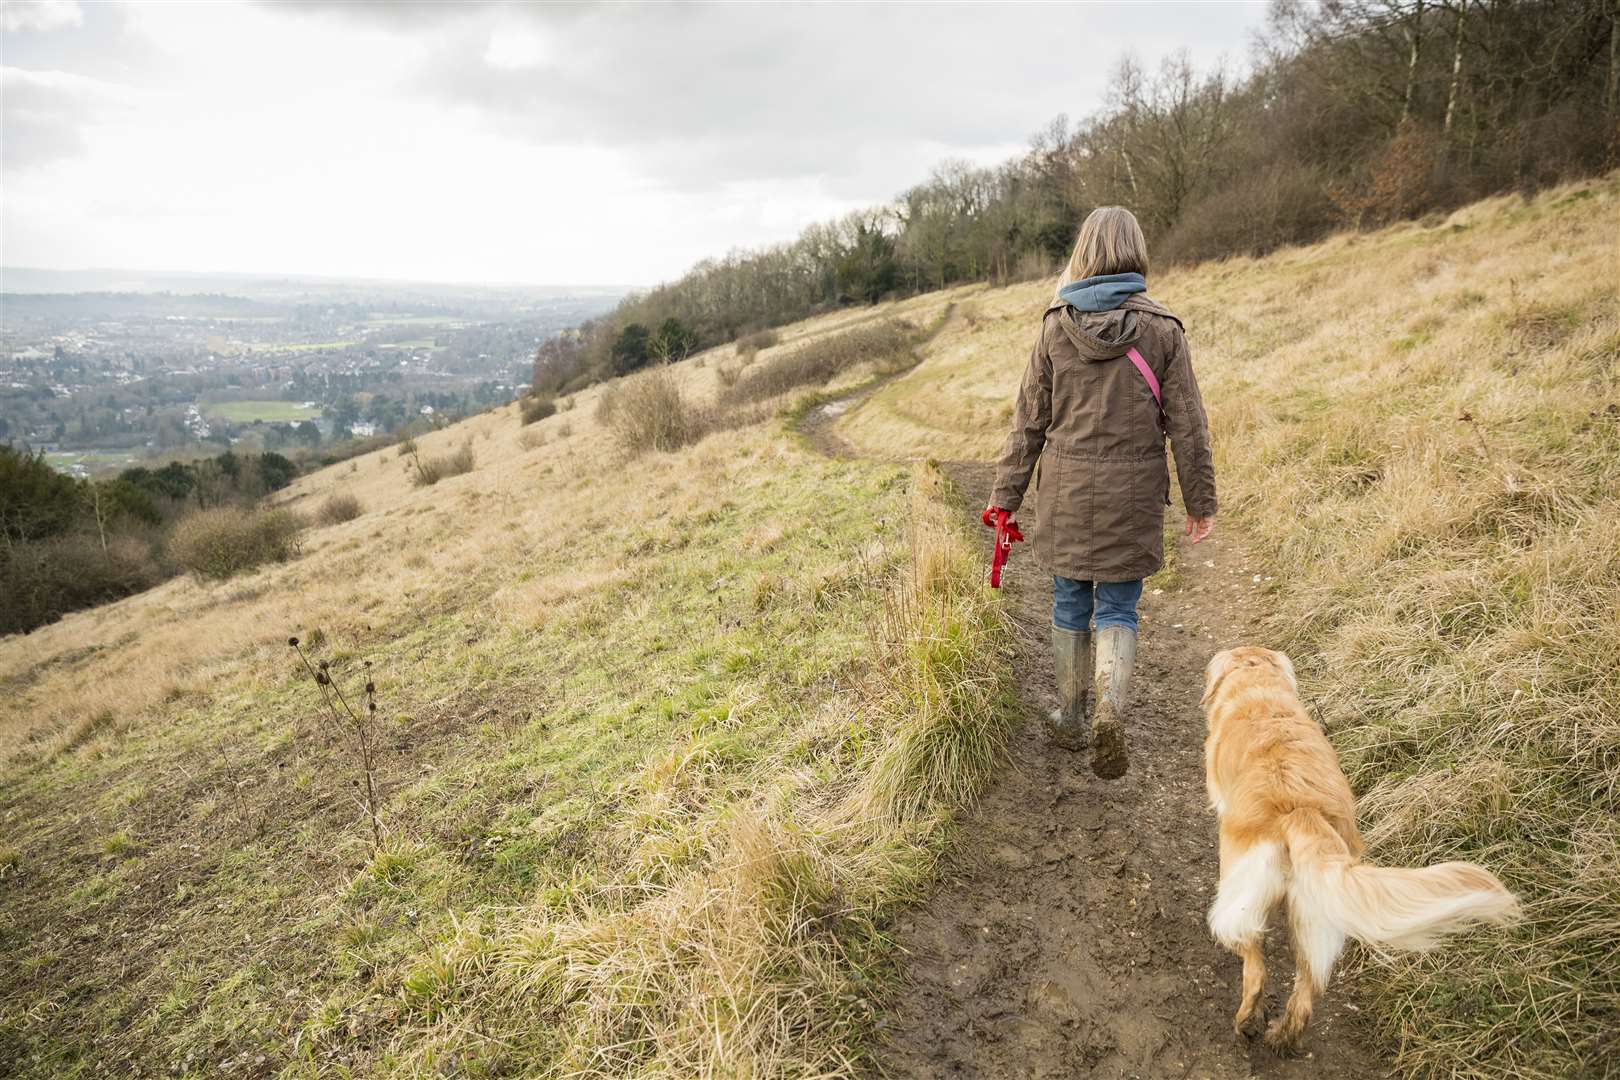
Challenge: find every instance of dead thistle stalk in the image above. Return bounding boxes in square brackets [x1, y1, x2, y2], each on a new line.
[1457, 409, 1495, 465]
[288, 636, 383, 852]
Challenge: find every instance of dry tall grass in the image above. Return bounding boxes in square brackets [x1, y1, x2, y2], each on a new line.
[832, 172, 1620, 1079]
[303, 461, 1014, 1077]
[722, 319, 916, 406]
[409, 442, 476, 486]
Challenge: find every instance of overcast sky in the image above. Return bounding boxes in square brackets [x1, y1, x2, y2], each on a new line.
[2, 0, 1267, 287]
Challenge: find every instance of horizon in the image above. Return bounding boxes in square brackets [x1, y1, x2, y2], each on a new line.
[2, 0, 1266, 289]
[0, 264, 636, 294]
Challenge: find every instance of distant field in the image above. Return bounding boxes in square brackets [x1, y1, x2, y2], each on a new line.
[365, 314, 463, 325]
[241, 340, 356, 353]
[203, 400, 321, 422]
[43, 449, 140, 475]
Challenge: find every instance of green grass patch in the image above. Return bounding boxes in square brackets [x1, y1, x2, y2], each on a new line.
[203, 400, 323, 423]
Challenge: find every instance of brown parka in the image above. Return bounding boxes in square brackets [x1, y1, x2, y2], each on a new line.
[989, 293, 1217, 583]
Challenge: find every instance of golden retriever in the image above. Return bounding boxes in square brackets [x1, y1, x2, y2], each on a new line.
[1201, 646, 1520, 1053]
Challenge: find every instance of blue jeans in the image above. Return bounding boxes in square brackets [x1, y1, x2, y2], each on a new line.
[1053, 576, 1143, 633]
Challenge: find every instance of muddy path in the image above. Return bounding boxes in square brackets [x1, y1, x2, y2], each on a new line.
[798, 401, 1388, 1078]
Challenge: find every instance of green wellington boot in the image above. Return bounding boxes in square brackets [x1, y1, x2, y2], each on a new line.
[1090, 625, 1137, 779]
[1048, 625, 1091, 751]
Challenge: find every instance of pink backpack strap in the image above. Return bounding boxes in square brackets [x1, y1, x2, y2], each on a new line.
[1125, 346, 1162, 412]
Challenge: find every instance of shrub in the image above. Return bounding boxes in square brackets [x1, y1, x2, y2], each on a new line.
[0, 533, 164, 635]
[517, 428, 547, 451]
[168, 507, 305, 581]
[560, 370, 595, 397]
[595, 384, 621, 425]
[721, 320, 914, 406]
[397, 438, 419, 458]
[410, 443, 476, 487]
[738, 328, 779, 353]
[520, 395, 557, 426]
[316, 491, 363, 526]
[606, 367, 704, 456]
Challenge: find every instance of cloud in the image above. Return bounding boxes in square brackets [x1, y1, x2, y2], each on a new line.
[4, 1, 1266, 284]
[0, 67, 136, 172]
[1, 0, 82, 34]
[279, 2, 1260, 196]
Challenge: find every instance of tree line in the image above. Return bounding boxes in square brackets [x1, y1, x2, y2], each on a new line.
[534, 0, 1617, 395]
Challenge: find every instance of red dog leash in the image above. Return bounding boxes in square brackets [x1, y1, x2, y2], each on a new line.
[980, 506, 1024, 588]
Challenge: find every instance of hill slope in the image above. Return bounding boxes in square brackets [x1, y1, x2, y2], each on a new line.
[0, 290, 1018, 1076]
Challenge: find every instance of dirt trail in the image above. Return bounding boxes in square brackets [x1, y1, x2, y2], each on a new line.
[799, 400, 1388, 1079]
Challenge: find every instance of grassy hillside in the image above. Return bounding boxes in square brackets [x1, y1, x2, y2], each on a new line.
[0, 291, 1019, 1076]
[834, 172, 1620, 1079]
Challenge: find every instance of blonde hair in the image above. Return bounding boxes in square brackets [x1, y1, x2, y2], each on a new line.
[1053, 206, 1150, 299]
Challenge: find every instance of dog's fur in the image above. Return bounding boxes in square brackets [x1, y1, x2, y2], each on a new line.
[1201, 646, 1520, 1053]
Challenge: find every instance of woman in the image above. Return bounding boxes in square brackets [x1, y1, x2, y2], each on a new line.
[985, 206, 1216, 780]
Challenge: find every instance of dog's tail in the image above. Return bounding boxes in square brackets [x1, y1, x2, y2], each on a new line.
[1279, 808, 1520, 985]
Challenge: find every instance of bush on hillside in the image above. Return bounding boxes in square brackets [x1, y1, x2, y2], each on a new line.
[410, 443, 476, 487]
[0, 534, 164, 636]
[606, 368, 704, 456]
[169, 507, 305, 581]
[316, 492, 364, 526]
[721, 320, 914, 406]
[520, 395, 557, 426]
[735, 328, 780, 362]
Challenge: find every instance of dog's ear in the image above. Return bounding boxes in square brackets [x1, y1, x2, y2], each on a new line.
[1269, 650, 1298, 692]
[1201, 650, 1237, 706]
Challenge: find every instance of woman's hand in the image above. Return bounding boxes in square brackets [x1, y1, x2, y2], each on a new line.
[1185, 514, 1214, 544]
[983, 504, 1019, 531]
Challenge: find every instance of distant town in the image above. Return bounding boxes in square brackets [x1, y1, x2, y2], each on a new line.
[0, 268, 623, 476]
